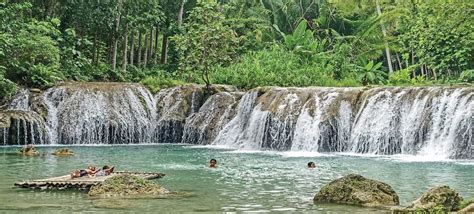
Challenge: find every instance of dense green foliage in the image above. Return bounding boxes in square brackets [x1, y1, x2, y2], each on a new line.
[0, 0, 472, 103]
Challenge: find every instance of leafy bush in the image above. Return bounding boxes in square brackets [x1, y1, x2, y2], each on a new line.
[356, 61, 386, 85]
[0, 74, 17, 103]
[210, 45, 360, 89]
[458, 70, 474, 83]
[139, 70, 186, 93]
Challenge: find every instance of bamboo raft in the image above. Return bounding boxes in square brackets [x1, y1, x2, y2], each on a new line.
[14, 171, 165, 190]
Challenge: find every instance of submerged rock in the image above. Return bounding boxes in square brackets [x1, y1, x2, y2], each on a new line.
[392, 186, 463, 212]
[88, 174, 169, 198]
[52, 148, 74, 156]
[313, 174, 399, 207]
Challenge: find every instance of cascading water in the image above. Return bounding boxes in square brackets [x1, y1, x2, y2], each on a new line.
[41, 83, 158, 144]
[211, 87, 473, 159]
[7, 88, 30, 111]
[1, 83, 472, 159]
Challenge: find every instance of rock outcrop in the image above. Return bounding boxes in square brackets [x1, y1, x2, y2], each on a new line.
[313, 174, 399, 207]
[0, 110, 48, 145]
[392, 186, 463, 212]
[155, 84, 237, 143]
[88, 174, 169, 198]
[182, 91, 243, 144]
[52, 148, 74, 156]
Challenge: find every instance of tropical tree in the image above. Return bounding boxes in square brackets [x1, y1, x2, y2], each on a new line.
[173, 0, 239, 88]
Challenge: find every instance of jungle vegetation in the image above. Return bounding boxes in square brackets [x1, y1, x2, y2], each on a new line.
[0, 0, 473, 102]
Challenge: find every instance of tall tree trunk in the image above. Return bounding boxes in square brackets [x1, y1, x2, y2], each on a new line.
[154, 27, 159, 64]
[148, 28, 153, 64]
[138, 31, 142, 67]
[130, 30, 135, 66]
[93, 32, 98, 65]
[396, 53, 402, 70]
[111, 0, 123, 72]
[178, 0, 186, 26]
[160, 35, 168, 64]
[44, 0, 56, 19]
[122, 23, 129, 72]
[143, 31, 149, 68]
[376, 0, 394, 74]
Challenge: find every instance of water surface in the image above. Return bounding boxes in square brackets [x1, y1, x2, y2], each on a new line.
[0, 145, 473, 213]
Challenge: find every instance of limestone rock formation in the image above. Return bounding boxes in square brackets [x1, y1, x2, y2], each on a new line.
[0, 110, 47, 145]
[313, 174, 399, 207]
[182, 91, 243, 144]
[155, 84, 237, 143]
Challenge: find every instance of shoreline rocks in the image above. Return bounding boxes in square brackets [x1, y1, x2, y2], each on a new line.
[392, 186, 465, 213]
[313, 174, 399, 207]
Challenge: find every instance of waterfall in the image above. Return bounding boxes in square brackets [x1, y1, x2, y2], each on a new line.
[1, 83, 472, 159]
[212, 87, 473, 159]
[40, 83, 158, 144]
[7, 88, 30, 111]
[182, 92, 242, 144]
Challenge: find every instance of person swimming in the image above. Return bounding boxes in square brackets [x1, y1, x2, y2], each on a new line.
[307, 162, 316, 168]
[209, 159, 217, 168]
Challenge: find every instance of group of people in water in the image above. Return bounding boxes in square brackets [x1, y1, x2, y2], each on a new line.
[208, 159, 317, 169]
[70, 165, 114, 178]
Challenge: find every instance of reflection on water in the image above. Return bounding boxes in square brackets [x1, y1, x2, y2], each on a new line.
[0, 145, 473, 213]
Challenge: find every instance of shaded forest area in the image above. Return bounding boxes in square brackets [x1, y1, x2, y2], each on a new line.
[1, 0, 473, 103]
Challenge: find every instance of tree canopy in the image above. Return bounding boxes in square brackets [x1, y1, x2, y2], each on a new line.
[0, 0, 472, 102]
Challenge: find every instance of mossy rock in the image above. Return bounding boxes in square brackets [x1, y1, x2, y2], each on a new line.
[17, 149, 39, 156]
[393, 186, 463, 213]
[314, 174, 399, 207]
[52, 148, 74, 156]
[88, 174, 169, 198]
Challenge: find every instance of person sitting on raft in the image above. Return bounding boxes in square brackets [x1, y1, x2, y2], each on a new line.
[70, 166, 97, 178]
[95, 165, 114, 176]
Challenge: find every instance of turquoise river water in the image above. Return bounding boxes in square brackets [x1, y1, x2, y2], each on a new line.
[0, 145, 473, 213]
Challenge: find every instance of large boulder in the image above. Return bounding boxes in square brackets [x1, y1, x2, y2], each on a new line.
[393, 186, 463, 212]
[88, 174, 169, 198]
[313, 174, 399, 207]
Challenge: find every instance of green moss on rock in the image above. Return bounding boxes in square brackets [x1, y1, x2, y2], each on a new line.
[392, 186, 464, 213]
[313, 174, 399, 207]
[88, 174, 169, 198]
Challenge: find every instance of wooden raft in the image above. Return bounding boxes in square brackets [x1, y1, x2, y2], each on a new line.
[14, 171, 165, 190]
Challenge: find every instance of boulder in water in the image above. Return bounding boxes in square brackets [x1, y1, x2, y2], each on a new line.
[52, 148, 74, 156]
[313, 174, 399, 207]
[88, 174, 169, 198]
[392, 186, 463, 212]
